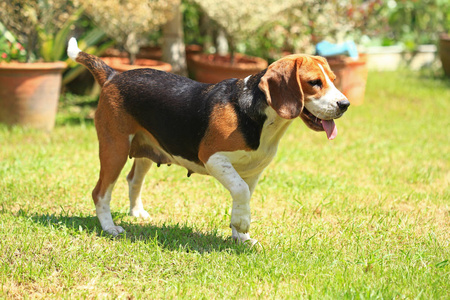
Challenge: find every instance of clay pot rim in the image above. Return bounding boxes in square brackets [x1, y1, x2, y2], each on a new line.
[439, 36, 450, 45]
[189, 53, 268, 71]
[326, 53, 368, 67]
[439, 33, 450, 40]
[100, 56, 172, 72]
[0, 61, 67, 70]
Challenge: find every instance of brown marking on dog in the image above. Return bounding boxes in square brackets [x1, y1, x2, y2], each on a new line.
[259, 55, 338, 120]
[259, 56, 304, 119]
[92, 83, 139, 204]
[298, 56, 336, 101]
[198, 103, 252, 163]
[76, 52, 117, 87]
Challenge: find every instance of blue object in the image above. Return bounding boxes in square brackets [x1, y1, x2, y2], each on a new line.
[316, 40, 359, 59]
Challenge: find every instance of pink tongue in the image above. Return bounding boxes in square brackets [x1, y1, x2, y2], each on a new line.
[322, 120, 337, 140]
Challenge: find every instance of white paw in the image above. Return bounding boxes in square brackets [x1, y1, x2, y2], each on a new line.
[231, 225, 258, 246]
[230, 206, 251, 233]
[130, 208, 150, 219]
[104, 225, 125, 236]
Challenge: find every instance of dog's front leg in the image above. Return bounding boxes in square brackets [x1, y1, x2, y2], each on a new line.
[205, 153, 256, 245]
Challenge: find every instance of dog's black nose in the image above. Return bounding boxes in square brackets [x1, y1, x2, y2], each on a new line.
[337, 100, 350, 112]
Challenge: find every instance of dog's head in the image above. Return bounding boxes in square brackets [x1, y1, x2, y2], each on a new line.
[258, 54, 350, 140]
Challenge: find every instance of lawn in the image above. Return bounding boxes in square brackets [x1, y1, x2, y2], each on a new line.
[0, 71, 449, 299]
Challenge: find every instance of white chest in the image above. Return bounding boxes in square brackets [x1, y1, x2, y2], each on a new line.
[217, 110, 292, 178]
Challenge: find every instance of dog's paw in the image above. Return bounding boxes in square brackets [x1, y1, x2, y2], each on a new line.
[230, 207, 251, 233]
[104, 225, 125, 236]
[231, 225, 258, 246]
[130, 208, 150, 219]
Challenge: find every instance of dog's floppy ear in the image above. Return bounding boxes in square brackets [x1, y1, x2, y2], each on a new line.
[258, 57, 304, 119]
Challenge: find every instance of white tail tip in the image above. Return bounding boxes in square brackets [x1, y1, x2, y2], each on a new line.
[67, 37, 81, 61]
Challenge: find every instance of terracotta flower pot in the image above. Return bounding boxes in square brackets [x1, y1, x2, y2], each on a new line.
[0, 61, 66, 131]
[137, 44, 203, 61]
[439, 34, 450, 77]
[136, 46, 162, 60]
[188, 53, 268, 84]
[326, 54, 368, 106]
[100, 57, 172, 73]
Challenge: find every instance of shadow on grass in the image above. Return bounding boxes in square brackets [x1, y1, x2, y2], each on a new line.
[57, 116, 95, 127]
[24, 211, 248, 254]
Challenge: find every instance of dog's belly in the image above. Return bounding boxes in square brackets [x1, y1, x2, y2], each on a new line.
[171, 156, 209, 175]
[129, 132, 209, 175]
[128, 132, 274, 179]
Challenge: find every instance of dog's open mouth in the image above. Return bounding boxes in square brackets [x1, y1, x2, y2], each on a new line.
[300, 108, 338, 140]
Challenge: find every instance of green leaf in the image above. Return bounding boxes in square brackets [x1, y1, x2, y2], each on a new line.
[51, 7, 84, 62]
[436, 260, 449, 268]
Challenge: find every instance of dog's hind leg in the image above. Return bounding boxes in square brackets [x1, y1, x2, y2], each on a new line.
[92, 130, 130, 236]
[127, 158, 152, 218]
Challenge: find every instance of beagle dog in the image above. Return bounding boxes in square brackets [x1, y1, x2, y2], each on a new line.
[67, 38, 350, 244]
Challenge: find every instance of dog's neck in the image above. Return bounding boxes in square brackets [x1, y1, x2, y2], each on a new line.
[262, 106, 293, 144]
[237, 70, 269, 119]
[236, 70, 293, 148]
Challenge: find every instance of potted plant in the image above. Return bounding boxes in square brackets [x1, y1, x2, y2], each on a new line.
[366, 0, 448, 73]
[63, 25, 116, 95]
[136, 2, 205, 76]
[0, 0, 81, 131]
[79, 0, 176, 73]
[187, 0, 300, 83]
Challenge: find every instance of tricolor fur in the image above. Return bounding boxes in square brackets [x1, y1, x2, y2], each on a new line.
[67, 37, 350, 244]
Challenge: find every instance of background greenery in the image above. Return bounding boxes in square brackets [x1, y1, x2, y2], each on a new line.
[1, 71, 448, 298]
[2, 0, 450, 65]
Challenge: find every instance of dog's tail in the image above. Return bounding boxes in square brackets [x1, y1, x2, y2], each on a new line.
[67, 37, 117, 87]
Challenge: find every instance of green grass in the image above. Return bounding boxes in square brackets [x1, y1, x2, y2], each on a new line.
[1, 71, 449, 298]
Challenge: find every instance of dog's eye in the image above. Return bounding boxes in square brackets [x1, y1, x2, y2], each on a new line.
[308, 79, 322, 88]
